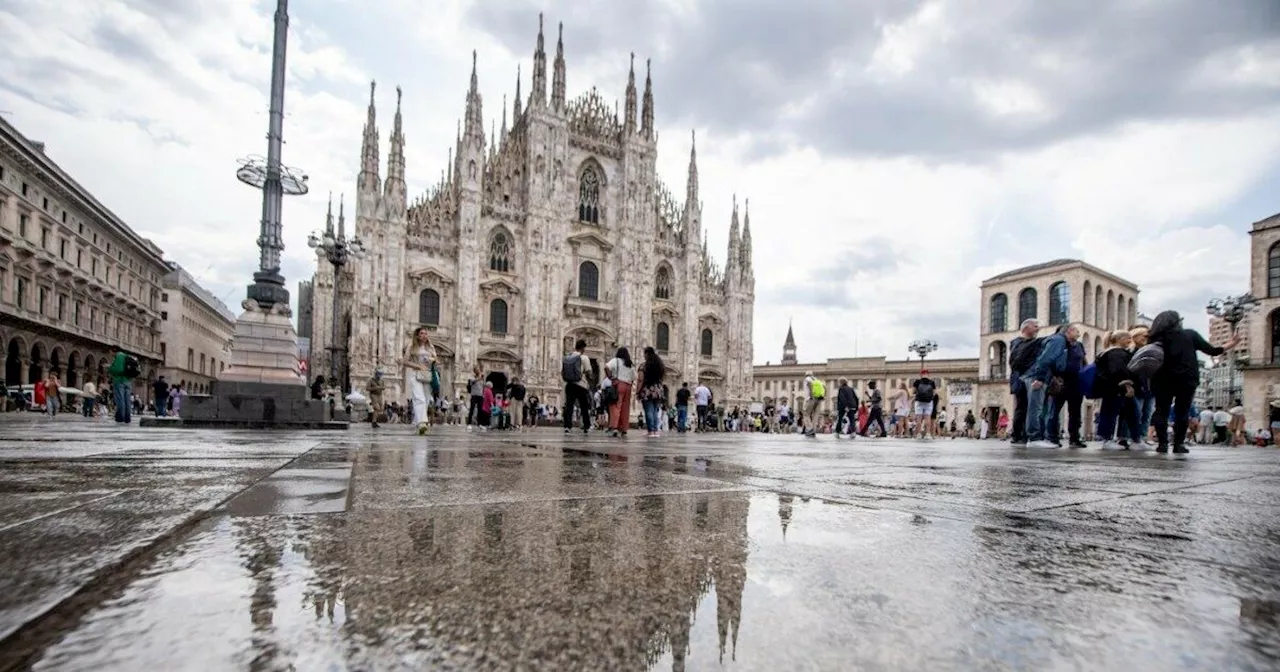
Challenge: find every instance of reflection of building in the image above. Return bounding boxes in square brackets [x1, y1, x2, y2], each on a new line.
[267, 449, 752, 670]
[976, 259, 1140, 432]
[309, 20, 755, 406]
[1243, 212, 1280, 429]
[0, 115, 168, 396]
[753, 326, 979, 418]
[156, 263, 235, 395]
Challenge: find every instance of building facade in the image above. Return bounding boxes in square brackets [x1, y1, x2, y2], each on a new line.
[309, 19, 755, 405]
[976, 259, 1141, 433]
[156, 263, 236, 395]
[753, 327, 980, 421]
[1242, 212, 1280, 429]
[0, 116, 167, 399]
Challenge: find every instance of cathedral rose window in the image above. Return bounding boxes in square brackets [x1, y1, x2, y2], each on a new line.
[489, 230, 513, 273]
[578, 168, 600, 224]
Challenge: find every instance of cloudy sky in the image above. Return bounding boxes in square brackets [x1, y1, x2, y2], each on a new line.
[2, 0, 1277, 364]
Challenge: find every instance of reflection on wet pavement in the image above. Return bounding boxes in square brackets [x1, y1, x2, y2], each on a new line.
[1, 425, 1279, 670]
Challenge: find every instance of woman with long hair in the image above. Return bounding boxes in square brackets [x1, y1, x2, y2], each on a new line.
[1094, 330, 1138, 449]
[605, 347, 636, 437]
[1147, 310, 1239, 454]
[1128, 326, 1155, 444]
[637, 346, 667, 437]
[404, 326, 438, 435]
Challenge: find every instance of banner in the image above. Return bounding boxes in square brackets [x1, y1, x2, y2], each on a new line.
[947, 382, 973, 405]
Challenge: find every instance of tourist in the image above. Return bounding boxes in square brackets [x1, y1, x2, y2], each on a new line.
[963, 409, 976, 438]
[892, 384, 910, 436]
[1129, 326, 1156, 444]
[1047, 324, 1088, 449]
[1023, 324, 1078, 449]
[1007, 318, 1041, 446]
[403, 327, 438, 435]
[1228, 399, 1246, 446]
[1212, 406, 1231, 444]
[44, 371, 61, 417]
[562, 339, 592, 434]
[480, 382, 495, 429]
[675, 382, 692, 433]
[605, 347, 636, 437]
[153, 376, 170, 417]
[81, 378, 97, 418]
[506, 377, 526, 431]
[860, 381, 887, 437]
[834, 379, 857, 438]
[909, 370, 937, 440]
[1147, 310, 1240, 454]
[169, 383, 187, 416]
[801, 371, 825, 438]
[366, 369, 386, 428]
[107, 348, 136, 424]
[1095, 330, 1138, 450]
[637, 346, 666, 438]
[466, 366, 484, 429]
[693, 382, 712, 432]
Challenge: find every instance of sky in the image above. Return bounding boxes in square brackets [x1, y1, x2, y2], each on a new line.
[1, 0, 1277, 365]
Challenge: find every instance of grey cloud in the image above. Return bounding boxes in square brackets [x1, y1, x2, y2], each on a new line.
[761, 240, 902, 308]
[465, 0, 1280, 160]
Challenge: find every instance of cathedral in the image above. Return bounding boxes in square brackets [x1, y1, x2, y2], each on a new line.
[307, 16, 755, 408]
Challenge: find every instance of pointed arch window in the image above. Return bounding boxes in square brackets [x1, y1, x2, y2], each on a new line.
[1017, 287, 1037, 325]
[578, 261, 599, 300]
[989, 293, 1008, 333]
[578, 167, 600, 224]
[418, 289, 440, 326]
[488, 229, 513, 273]
[489, 298, 508, 335]
[655, 266, 672, 300]
[656, 321, 670, 352]
[700, 328, 713, 357]
[1048, 281, 1070, 325]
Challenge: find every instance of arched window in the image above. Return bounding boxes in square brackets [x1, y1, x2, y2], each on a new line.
[655, 266, 672, 300]
[578, 167, 600, 224]
[1106, 289, 1115, 329]
[1270, 243, 1280, 298]
[1094, 285, 1104, 326]
[1082, 280, 1093, 326]
[418, 289, 440, 326]
[989, 293, 1008, 333]
[489, 299, 508, 334]
[1094, 336, 1101, 359]
[1128, 298, 1135, 326]
[988, 341, 1008, 379]
[1271, 309, 1280, 363]
[656, 322, 670, 352]
[700, 329, 713, 357]
[1048, 281, 1070, 325]
[1017, 287, 1037, 325]
[488, 229, 512, 273]
[1116, 293, 1127, 329]
[578, 261, 599, 300]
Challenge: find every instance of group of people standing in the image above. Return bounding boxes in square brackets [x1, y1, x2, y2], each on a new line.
[1009, 310, 1240, 454]
[561, 339, 683, 438]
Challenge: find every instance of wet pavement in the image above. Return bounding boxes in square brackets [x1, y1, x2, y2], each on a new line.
[1, 418, 1279, 670]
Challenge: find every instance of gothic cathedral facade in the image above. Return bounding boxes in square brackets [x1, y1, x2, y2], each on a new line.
[307, 17, 755, 407]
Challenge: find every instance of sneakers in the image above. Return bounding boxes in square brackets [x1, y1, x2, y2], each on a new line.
[1029, 440, 1057, 449]
[1101, 440, 1119, 450]
[1155, 444, 1169, 453]
[1172, 446, 1190, 454]
[1068, 440, 1087, 449]
[1010, 440, 1028, 447]
[417, 422, 429, 435]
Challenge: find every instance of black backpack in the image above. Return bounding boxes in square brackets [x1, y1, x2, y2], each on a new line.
[1009, 337, 1043, 374]
[561, 353, 583, 383]
[123, 356, 141, 379]
[916, 380, 936, 401]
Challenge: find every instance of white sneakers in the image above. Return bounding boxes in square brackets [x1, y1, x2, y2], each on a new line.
[1029, 440, 1057, 448]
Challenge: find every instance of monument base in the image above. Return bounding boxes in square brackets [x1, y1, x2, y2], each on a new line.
[165, 298, 348, 430]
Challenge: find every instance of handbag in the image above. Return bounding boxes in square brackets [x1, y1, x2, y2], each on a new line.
[1046, 376, 1065, 397]
[602, 385, 619, 406]
[430, 364, 441, 398]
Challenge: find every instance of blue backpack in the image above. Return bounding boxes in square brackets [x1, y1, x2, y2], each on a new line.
[1079, 363, 1099, 400]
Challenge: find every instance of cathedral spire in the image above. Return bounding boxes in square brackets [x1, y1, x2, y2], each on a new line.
[641, 58, 654, 139]
[325, 192, 334, 234]
[741, 197, 753, 269]
[501, 95, 508, 144]
[532, 14, 547, 108]
[386, 85, 405, 186]
[624, 53, 637, 134]
[513, 64, 523, 119]
[447, 146, 452, 183]
[463, 50, 485, 146]
[358, 80, 380, 195]
[551, 22, 566, 110]
[728, 194, 741, 270]
[338, 193, 346, 238]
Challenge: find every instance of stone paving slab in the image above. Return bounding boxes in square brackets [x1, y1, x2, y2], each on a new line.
[1, 424, 1279, 670]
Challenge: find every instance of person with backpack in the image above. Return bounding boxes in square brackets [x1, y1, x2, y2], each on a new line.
[859, 381, 888, 437]
[910, 371, 937, 440]
[801, 371, 825, 437]
[107, 347, 139, 424]
[562, 339, 592, 434]
[1007, 318, 1042, 447]
[1147, 310, 1239, 454]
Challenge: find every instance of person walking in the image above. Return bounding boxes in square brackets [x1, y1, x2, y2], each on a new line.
[1128, 326, 1156, 444]
[153, 376, 170, 417]
[1147, 310, 1239, 454]
[107, 348, 137, 424]
[605, 347, 636, 437]
[44, 372, 61, 417]
[801, 371, 825, 438]
[169, 383, 187, 416]
[466, 366, 484, 429]
[82, 378, 97, 418]
[1007, 318, 1041, 446]
[835, 379, 858, 438]
[404, 327, 438, 435]
[637, 346, 667, 438]
[562, 339, 592, 434]
[675, 382, 692, 433]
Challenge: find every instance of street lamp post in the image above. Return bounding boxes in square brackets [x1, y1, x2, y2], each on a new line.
[1206, 293, 1260, 406]
[308, 195, 365, 393]
[908, 339, 938, 370]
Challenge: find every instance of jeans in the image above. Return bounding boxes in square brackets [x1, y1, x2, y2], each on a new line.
[468, 395, 483, 425]
[563, 384, 591, 431]
[696, 405, 709, 431]
[860, 407, 887, 436]
[1134, 394, 1155, 441]
[112, 381, 131, 423]
[836, 406, 853, 435]
[1046, 392, 1082, 443]
[83, 398, 95, 417]
[155, 395, 168, 417]
[47, 395, 60, 416]
[643, 400, 662, 432]
[1011, 384, 1029, 442]
[676, 404, 688, 432]
[1097, 395, 1139, 441]
[1022, 376, 1048, 441]
[1152, 379, 1197, 448]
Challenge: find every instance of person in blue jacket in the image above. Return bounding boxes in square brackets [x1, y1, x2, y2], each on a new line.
[1022, 323, 1080, 448]
[1046, 325, 1088, 448]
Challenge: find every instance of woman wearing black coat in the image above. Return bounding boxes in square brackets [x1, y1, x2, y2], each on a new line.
[1094, 331, 1139, 449]
[1147, 310, 1240, 454]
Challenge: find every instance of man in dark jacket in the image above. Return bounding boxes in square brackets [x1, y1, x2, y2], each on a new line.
[1148, 310, 1239, 454]
[1023, 323, 1079, 447]
[835, 379, 858, 438]
[1007, 318, 1041, 446]
[1047, 325, 1088, 449]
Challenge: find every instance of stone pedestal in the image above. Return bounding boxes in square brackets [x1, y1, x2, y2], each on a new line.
[152, 299, 347, 430]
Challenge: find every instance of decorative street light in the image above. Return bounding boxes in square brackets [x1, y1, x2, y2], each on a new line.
[908, 339, 938, 370]
[1206, 293, 1259, 404]
[308, 194, 365, 392]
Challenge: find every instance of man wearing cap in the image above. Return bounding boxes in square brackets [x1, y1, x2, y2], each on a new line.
[910, 369, 938, 440]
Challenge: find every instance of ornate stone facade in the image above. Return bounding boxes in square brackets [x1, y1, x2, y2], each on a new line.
[0, 115, 168, 402]
[1243, 212, 1280, 430]
[309, 18, 755, 405]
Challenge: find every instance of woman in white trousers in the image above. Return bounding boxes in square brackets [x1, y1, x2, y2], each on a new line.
[404, 327, 438, 435]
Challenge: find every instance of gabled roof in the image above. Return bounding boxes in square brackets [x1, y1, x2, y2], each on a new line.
[984, 259, 1081, 283]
